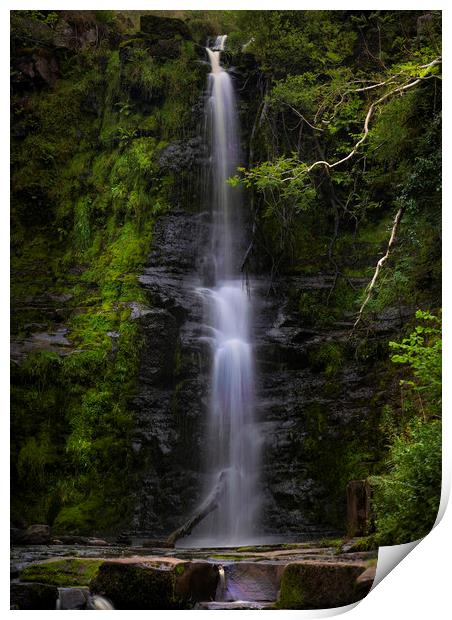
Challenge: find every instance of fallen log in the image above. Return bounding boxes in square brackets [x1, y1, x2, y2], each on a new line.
[166, 471, 227, 546]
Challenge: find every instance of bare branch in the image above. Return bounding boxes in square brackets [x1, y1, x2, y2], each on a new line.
[351, 206, 405, 334]
[283, 103, 325, 132]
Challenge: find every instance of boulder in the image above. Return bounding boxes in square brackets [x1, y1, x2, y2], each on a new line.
[175, 562, 219, 602]
[90, 559, 219, 609]
[90, 560, 186, 609]
[10, 582, 58, 610]
[277, 560, 369, 609]
[34, 54, 59, 85]
[356, 564, 376, 594]
[56, 587, 90, 610]
[11, 524, 51, 545]
[140, 15, 191, 41]
[53, 19, 75, 48]
[148, 39, 183, 60]
[56, 535, 89, 545]
[142, 539, 175, 548]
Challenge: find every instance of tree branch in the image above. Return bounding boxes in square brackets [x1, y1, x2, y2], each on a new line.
[269, 58, 441, 183]
[306, 59, 441, 173]
[351, 206, 405, 334]
[165, 471, 227, 546]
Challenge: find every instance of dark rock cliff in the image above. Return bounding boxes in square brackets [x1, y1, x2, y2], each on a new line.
[130, 202, 410, 535]
[131, 211, 211, 534]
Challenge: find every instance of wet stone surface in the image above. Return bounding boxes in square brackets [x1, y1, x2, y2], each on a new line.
[11, 541, 377, 609]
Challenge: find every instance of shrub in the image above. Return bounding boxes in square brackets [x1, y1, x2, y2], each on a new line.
[372, 418, 441, 544]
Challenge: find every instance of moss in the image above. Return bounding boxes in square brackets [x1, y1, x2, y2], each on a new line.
[345, 536, 379, 552]
[7, 11, 241, 534]
[309, 341, 344, 377]
[277, 565, 305, 608]
[317, 538, 344, 550]
[277, 562, 367, 609]
[90, 562, 189, 610]
[21, 559, 103, 587]
[235, 545, 278, 552]
[302, 402, 376, 528]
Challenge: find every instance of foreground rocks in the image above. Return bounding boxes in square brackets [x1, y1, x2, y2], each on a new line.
[10, 543, 377, 610]
[13, 556, 219, 610]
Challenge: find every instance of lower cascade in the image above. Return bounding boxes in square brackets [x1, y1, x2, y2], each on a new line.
[188, 36, 260, 545]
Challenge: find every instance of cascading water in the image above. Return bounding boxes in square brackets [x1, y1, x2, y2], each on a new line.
[191, 36, 260, 546]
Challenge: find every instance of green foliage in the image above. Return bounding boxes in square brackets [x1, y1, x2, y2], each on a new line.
[14, 10, 59, 27]
[10, 10, 203, 532]
[235, 11, 357, 75]
[17, 434, 56, 485]
[389, 310, 441, 418]
[309, 342, 344, 377]
[371, 310, 442, 544]
[74, 197, 92, 251]
[371, 418, 441, 544]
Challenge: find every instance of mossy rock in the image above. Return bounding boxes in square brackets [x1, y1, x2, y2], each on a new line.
[139, 15, 191, 41]
[277, 561, 369, 609]
[21, 558, 103, 587]
[90, 561, 187, 610]
[10, 582, 58, 610]
[90, 560, 219, 609]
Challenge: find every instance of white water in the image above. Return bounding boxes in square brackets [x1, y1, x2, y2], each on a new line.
[189, 38, 260, 545]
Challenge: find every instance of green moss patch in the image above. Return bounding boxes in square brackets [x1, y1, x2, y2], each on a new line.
[277, 561, 368, 609]
[21, 558, 104, 587]
[90, 562, 187, 610]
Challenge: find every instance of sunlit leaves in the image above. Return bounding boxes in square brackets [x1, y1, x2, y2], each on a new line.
[389, 310, 441, 418]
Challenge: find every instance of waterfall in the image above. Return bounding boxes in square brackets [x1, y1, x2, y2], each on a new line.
[192, 37, 260, 546]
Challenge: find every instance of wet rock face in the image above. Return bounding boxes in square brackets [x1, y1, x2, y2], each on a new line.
[252, 274, 412, 533]
[132, 210, 407, 536]
[254, 276, 392, 534]
[132, 211, 211, 534]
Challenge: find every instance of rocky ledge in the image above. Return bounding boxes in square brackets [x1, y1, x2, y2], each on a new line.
[11, 541, 377, 610]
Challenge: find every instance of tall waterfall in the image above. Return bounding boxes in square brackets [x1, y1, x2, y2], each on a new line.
[194, 36, 260, 545]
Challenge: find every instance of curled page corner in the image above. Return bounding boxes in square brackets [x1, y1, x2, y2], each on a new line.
[372, 475, 450, 591]
[372, 539, 421, 590]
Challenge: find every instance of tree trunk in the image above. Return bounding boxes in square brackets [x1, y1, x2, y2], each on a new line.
[166, 471, 227, 546]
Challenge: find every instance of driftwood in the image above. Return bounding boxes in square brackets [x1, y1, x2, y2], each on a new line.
[166, 471, 227, 546]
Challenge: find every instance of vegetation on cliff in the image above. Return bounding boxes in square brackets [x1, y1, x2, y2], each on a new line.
[11, 9, 205, 532]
